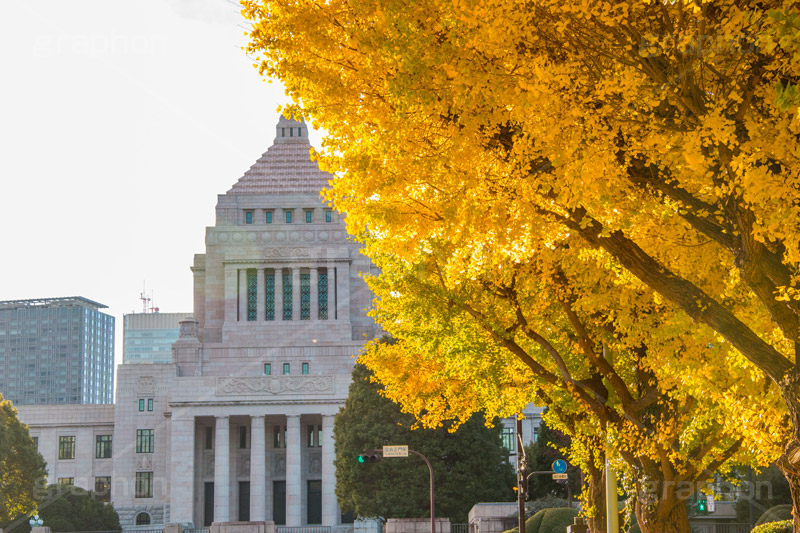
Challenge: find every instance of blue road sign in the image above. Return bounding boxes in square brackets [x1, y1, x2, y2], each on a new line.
[552, 459, 568, 474]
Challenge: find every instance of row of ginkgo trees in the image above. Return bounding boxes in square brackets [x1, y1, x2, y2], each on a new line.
[241, 1, 800, 531]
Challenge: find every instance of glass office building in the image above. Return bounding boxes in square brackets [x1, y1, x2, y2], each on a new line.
[123, 312, 190, 364]
[0, 297, 114, 405]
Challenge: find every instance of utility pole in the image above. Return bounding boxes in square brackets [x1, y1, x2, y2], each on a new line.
[516, 417, 527, 533]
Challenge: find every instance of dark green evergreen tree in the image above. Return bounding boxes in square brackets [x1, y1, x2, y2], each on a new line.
[522, 418, 580, 502]
[334, 363, 516, 523]
[7, 485, 120, 533]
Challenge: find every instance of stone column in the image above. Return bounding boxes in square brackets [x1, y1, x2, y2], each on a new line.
[250, 416, 267, 521]
[239, 270, 248, 322]
[214, 415, 231, 523]
[335, 263, 350, 322]
[275, 267, 284, 322]
[321, 414, 337, 526]
[286, 415, 302, 526]
[292, 268, 301, 322]
[310, 268, 319, 321]
[257, 269, 266, 322]
[170, 416, 196, 525]
[224, 266, 238, 325]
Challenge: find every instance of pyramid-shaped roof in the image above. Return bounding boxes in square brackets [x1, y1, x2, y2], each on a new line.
[227, 116, 332, 195]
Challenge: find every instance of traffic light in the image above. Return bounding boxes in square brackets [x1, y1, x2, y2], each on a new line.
[697, 497, 707, 514]
[357, 451, 382, 463]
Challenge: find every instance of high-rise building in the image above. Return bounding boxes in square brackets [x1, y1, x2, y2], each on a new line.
[123, 312, 191, 364]
[0, 296, 114, 405]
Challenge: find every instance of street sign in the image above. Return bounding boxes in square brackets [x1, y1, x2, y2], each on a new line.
[383, 445, 409, 457]
[552, 473, 568, 480]
[552, 459, 568, 474]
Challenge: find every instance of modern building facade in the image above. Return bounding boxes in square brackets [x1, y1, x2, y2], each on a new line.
[0, 297, 114, 405]
[123, 313, 191, 364]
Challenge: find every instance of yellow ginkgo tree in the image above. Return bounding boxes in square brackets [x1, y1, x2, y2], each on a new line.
[243, 0, 800, 529]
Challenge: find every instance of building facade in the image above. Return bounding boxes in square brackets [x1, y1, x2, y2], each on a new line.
[0, 297, 114, 405]
[21, 116, 377, 530]
[123, 313, 192, 364]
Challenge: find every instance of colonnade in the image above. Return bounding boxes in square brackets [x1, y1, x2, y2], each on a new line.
[170, 413, 338, 527]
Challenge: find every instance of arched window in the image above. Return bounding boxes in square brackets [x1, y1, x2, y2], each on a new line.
[135, 512, 151, 526]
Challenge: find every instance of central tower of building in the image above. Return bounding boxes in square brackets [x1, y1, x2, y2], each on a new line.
[112, 116, 377, 529]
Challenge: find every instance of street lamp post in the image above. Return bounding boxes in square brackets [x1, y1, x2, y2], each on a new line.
[409, 449, 435, 533]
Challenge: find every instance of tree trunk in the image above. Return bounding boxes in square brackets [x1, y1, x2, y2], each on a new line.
[633, 489, 691, 533]
[777, 368, 800, 533]
[583, 460, 606, 533]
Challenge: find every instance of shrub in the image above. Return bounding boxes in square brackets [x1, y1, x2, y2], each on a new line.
[756, 505, 793, 526]
[502, 507, 578, 533]
[525, 496, 570, 518]
[750, 520, 792, 533]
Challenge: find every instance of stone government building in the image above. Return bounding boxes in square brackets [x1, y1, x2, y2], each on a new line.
[18, 116, 379, 530]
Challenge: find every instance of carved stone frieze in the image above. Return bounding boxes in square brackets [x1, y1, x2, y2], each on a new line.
[136, 454, 153, 470]
[136, 376, 155, 394]
[264, 247, 310, 258]
[238, 452, 251, 476]
[204, 452, 215, 476]
[308, 453, 322, 475]
[216, 376, 334, 396]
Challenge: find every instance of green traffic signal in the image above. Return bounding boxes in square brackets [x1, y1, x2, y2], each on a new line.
[357, 451, 382, 463]
[698, 498, 706, 513]
[357, 455, 366, 464]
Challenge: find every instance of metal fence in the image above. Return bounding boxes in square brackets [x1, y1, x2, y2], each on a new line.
[690, 524, 751, 533]
[450, 523, 469, 533]
[183, 529, 210, 533]
[277, 526, 331, 533]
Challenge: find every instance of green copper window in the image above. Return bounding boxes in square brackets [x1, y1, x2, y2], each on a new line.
[325, 210, 332, 223]
[305, 210, 312, 223]
[136, 429, 154, 454]
[265, 211, 273, 224]
[247, 269, 257, 321]
[300, 272, 311, 320]
[245, 210, 253, 224]
[265, 270, 275, 321]
[285, 210, 293, 223]
[282, 269, 293, 320]
[318, 269, 328, 320]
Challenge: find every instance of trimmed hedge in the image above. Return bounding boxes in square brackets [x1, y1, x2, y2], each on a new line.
[756, 505, 793, 526]
[503, 507, 578, 533]
[750, 520, 792, 533]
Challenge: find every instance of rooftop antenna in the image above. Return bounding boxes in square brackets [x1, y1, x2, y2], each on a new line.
[140, 282, 151, 314]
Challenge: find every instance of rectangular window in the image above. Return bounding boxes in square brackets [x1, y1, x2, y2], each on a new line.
[138, 398, 145, 412]
[247, 269, 258, 321]
[95, 476, 111, 502]
[325, 210, 332, 223]
[265, 269, 276, 321]
[264, 363, 271, 376]
[58, 436, 75, 460]
[205, 426, 213, 450]
[96, 435, 113, 458]
[239, 425, 248, 449]
[533, 426, 539, 443]
[245, 210, 253, 224]
[302, 362, 309, 375]
[283, 363, 290, 375]
[300, 272, 311, 320]
[306, 424, 322, 447]
[136, 429, 154, 453]
[265, 211, 273, 224]
[58, 477, 74, 486]
[282, 269, 293, 320]
[285, 210, 293, 223]
[500, 427, 515, 452]
[318, 269, 328, 320]
[147, 398, 153, 411]
[305, 210, 312, 223]
[135, 472, 154, 498]
[32, 436, 38, 449]
[273, 425, 286, 448]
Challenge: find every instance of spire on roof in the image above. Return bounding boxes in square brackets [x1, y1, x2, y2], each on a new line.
[226, 115, 332, 195]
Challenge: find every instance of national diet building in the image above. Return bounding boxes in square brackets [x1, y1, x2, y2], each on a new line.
[17, 116, 379, 530]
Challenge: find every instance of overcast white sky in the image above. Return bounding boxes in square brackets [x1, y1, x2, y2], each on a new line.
[0, 1, 322, 369]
